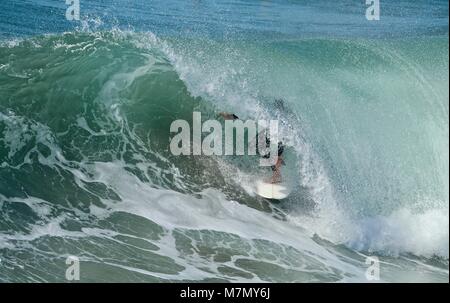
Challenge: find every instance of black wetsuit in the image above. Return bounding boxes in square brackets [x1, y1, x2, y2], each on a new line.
[261, 138, 285, 170]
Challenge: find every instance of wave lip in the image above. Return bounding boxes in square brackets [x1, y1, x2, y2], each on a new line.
[347, 208, 450, 259]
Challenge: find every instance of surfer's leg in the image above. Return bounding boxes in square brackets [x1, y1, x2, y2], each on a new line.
[270, 142, 285, 183]
[270, 156, 283, 183]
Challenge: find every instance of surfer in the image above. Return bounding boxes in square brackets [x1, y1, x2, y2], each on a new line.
[263, 139, 284, 183]
[218, 111, 285, 183]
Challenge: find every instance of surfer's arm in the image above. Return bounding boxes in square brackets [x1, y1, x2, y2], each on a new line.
[218, 112, 239, 120]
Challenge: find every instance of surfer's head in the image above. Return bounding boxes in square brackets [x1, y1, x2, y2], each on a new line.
[274, 98, 285, 111]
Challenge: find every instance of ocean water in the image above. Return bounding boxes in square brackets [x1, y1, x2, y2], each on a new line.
[0, 0, 448, 282]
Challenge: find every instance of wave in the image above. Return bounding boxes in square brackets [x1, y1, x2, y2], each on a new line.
[0, 28, 448, 281]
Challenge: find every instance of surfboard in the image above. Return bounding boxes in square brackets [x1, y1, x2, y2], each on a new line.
[255, 180, 291, 200]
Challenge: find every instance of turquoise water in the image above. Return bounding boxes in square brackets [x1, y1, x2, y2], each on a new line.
[0, 0, 448, 282]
